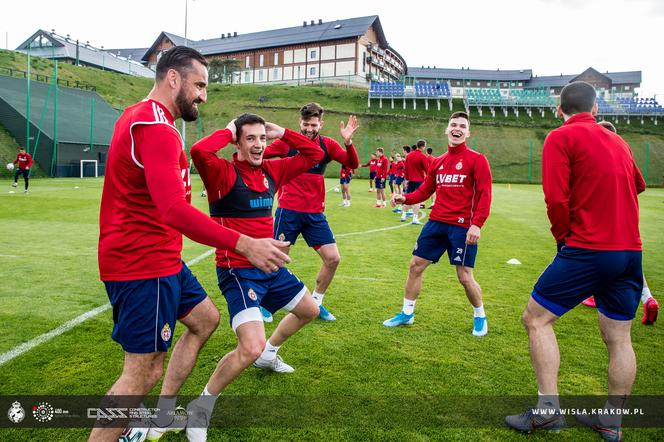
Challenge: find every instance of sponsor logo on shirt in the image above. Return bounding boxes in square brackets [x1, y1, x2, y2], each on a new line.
[436, 173, 467, 185]
[249, 197, 273, 209]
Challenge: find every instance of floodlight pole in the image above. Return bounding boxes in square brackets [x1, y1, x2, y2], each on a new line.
[182, 0, 189, 149]
[26, 45, 31, 154]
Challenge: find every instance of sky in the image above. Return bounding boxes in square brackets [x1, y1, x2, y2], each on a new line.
[2, 0, 663, 96]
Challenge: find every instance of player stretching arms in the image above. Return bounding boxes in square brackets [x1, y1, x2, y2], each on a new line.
[383, 112, 492, 337]
[264, 103, 359, 322]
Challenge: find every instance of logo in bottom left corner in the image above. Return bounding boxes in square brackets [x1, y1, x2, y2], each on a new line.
[8, 401, 25, 424]
[33, 401, 54, 422]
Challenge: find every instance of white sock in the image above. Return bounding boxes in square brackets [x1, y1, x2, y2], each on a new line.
[154, 395, 177, 426]
[398, 204, 402, 210]
[347, 200, 351, 206]
[642, 287, 652, 304]
[312, 291, 324, 306]
[195, 385, 218, 414]
[473, 305, 486, 318]
[537, 391, 560, 411]
[412, 215, 418, 222]
[260, 340, 280, 361]
[402, 298, 416, 315]
[376, 199, 380, 205]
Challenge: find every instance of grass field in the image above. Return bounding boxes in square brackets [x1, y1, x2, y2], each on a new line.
[0, 177, 663, 441]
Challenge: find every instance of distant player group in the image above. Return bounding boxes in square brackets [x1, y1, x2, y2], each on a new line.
[89, 47, 657, 442]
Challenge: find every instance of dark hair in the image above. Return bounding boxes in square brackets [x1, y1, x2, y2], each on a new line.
[450, 111, 470, 123]
[598, 120, 617, 133]
[234, 113, 266, 139]
[403, 145, 411, 153]
[155, 46, 208, 81]
[426, 147, 433, 155]
[416, 139, 426, 149]
[18, 146, 25, 150]
[560, 81, 596, 115]
[300, 102, 324, 120]
[377, 147, 384, 154]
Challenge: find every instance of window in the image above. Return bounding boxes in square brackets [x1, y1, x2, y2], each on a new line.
[259, 54, 264, 67]
[273, 68, 279, 79]
[518, 82, 523, 87]
[477, 82, 480, 86]
[245, 56, 250, 68]
[274, 52, 279, 65]
[625, 85, 631, 90]
[310, 50, 317, 59]
[258, 70, 264, 81]
[309, 67, 316, 76]
[456, 81, 461, 86]
[244, 72, 250, 82]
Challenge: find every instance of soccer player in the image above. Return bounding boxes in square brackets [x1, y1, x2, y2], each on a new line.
[383, 112, 492, 337]
[387, 155, 396, 194]
[374, 147, 389, 207]
[186, 113, 323, 441]
[11, 146, 33, 193]
[340, 164, 353, 207]
[264, 102, 359, 322]
[505, 82, 646, 439]
[361, 153, 377, 192]
[90, 47, 290, 442]
[581, 120, 659, 326]
[400, 139, 429, 224]
[392, 153, 405, 198]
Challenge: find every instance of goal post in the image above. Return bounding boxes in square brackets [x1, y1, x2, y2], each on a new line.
[80, 160, 98, 178]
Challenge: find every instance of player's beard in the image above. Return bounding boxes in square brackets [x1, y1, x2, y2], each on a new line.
[176, 90, 200, 122]
[301, 129, 319, 140]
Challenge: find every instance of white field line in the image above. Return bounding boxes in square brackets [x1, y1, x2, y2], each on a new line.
[0, 213, 426, 367]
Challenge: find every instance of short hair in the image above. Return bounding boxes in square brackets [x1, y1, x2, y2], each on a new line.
[18, 146, 25, 150]
[416, 139, 426, 149]
[598, 120, 617, 133]
[155, 46, 208, 81]
[450, 111, 470, 124]
[426, 147, 433, 155]
[560, 81, 596, 115]
[402, 145, 411, 153]
[234, 113, 266, 140]
[377, 147, 384, 154]
[300, 102, 324, 120]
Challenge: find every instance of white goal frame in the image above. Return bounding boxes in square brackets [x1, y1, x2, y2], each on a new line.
[80, 160, 98, 178]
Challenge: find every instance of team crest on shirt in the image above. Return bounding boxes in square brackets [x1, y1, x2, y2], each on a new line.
[455, 160, 463, 170]
[248, 288, 257, 301]
[161, 323, 172, 342]
[278, 233, 285, 241]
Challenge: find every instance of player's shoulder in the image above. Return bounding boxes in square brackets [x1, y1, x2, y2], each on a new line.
[320, 135, 340, 148]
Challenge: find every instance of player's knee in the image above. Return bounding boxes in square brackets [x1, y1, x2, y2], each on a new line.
[457, 271, 474, 287]
[302, 302, 320, 323]
[409, 259, 427, 275]
[325, 252, 341, 269]
[203, 307, 221, 336]
[239, 338, 266, 363]
[144, 364, 164, 391]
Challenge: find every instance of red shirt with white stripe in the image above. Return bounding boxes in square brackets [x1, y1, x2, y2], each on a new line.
[14, 152, 33, 169]
[375, 154, 389, 179]
[404, 148, 428, 182]
[98, 99, 241, 281]
[404, 142, 492, 228]
[263, 135, 358, 213]
[542, 112, 644, 250]
[191, 128, 322, 268]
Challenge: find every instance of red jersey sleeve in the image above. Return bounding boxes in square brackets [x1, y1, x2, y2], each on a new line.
[542, 131, 571, 241]
[403, 165, 436, 205]
[326, 138, 360, 169]
[263, 138, 291, 159]
[633, 161, 646, 194]
[264, 128, 323, 187]
[190, 128, 237, 199]
[469, 155, 492, 228]
[138, 125, 240, 251]
[26, 153, 33, 168]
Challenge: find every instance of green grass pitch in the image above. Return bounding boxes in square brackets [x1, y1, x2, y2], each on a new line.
[0, 177, 662, 441]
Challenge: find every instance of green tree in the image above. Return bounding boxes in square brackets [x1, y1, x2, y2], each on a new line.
[209, 58, 241, 83]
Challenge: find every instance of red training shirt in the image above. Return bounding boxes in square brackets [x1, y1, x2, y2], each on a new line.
[14, 152, 33, 169]
[404, 142, 492, 228]
[405, 148, 428, 182]
[375, 154, 389, 179]
[542, 112, 644, 250]
[98, 99, 241, 281]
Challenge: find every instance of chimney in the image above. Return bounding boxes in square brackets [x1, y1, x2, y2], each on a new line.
[318, 19, 322, 24]
[227, 33, 231, 38]
[303, 21, 307, 27]
[310, 20, 314, 26]
[233, 32, 237, 37]
[221, 34, 225, 39]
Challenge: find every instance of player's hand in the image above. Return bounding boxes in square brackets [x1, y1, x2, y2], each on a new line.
[235, 235, 291, 273]
[340, 115, 359, 145]
[466, 225, 481, 245]
[226, 119, 237, 142]
[265, 122, 285, 140]
[391, 194, 406, 207]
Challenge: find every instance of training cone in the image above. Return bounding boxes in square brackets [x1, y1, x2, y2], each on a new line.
[506, 258, 521, 265]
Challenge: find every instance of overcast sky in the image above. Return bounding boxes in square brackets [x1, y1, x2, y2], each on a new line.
[3, 0, 663, 96]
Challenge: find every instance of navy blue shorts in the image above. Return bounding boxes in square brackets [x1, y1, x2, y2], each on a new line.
[369, 171, 376, 180]
[395, 176, 404, 185]
[217, 267, 306, 332]
[413, 220, 477, 267]
[407, 180, 423, 193]
[375, 177, 386, 189]
[14, 169, 29, 180]
[533, 247, 643, 320]
[340, 177, 351, 185]
[388, 174, 395, 184]
[104, 262, 207, 353]
[274, 207, 335, 248]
